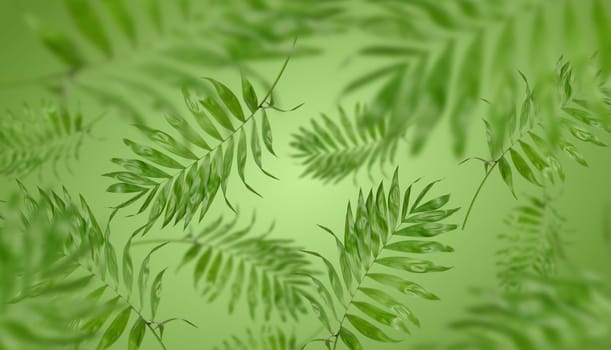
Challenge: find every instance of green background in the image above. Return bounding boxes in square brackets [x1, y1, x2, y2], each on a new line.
[1, 1, 610, 349]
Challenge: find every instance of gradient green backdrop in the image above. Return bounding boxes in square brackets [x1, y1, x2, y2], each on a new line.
[1, 1, 610, 349]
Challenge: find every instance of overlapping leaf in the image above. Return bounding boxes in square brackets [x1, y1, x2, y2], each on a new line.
[213, 325, 297, 350]
[106, 62, 297, 232]
[337, 0, 610, 162]
[3, 185, 186, 350]
[0, 103, 95, 178]
[496, 194, 567, 290]
[462, 60, 611, 228]
[151, 214, 315, 321]
[291, 104, 402, 183]
[303, 169, 458, 349]
[25, 0, 341, 123]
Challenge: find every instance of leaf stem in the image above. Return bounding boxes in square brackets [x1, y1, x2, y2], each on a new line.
[83, 266, 168, 350]
[461, 162, 497, 230]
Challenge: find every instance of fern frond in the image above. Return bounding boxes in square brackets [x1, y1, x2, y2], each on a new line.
[303, 169, 458, 349]
[213, 325, 297, 350]
[23, 0, 338, 123]
[291, 104, 402, 183]
[462, 59, 611, 228]
[0, 191, 96, 350]
[134, 213, 315, 321]
[0, 103, 94, 178]
[342, 0, 610, 157]
[106, 58, 298, 232]
[496, 193, 567, 291]
[448, 274, 611, 350]
[5, 185, 188, 350]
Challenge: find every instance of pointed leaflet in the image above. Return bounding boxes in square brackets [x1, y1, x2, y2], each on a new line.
[237, 128, 261, 197]
[318, 225, 353, 291]
[123, 139, 183, 169]
[346, 314, 400, 342]
[137, 243, 167, 308]
[183, 88, 222, 142]
[304, 251, 344, 303]
[128, 317, 146, 350]
[123, 236, 134, 295]
[339, 327, 364, 350]
[241, 75, 259, 113]
[65, 0, 112, 56]
[164, 112, 211, 150]
[261, 112, 276, 156]
[251, 118, 277, 179]
[205, 78, 245, 121]
[509, 149, 540, 186]
[133, 125, 198, 160]
[519, 141, 548, 171]
[200, 97, 234, 131]
[96, 307, 131, 350]
[352, 301, 410, 334]
[498, 156, 516, 198]
[220, 138, 235, 211]
[150, 268, 167, 318]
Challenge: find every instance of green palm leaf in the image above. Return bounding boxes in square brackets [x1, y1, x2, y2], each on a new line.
[135, 213, 315, 321]
[106, 58, 299, 232]
[291, 104, 402, 183]
[2, 185, 191, 350]
[0, 103, 97, 178]
[24, 0, 339, 123]
[213, 325, 297, 350]
[303, 169, 458, 348]
[462, 59, 611, 228]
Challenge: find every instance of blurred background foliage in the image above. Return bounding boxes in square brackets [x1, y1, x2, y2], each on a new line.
[0, 0, 610, 349]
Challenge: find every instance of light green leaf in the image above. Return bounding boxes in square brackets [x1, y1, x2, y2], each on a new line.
[509, 148, 540, 186]
[237, 129, 261, 197]
[261, 112, 276, 156]
[150, 268, 166, 318]
[386, 240, 453, 254]
[96, 307, 131, 350]
[376, 256, 451, 273]
[128, 317, 146, 350]
[201, 97, 234, 131]
[346, 313, 400, 342]
[123, 139, 183, 169]
[498, 155, 516, 198]
[241, 74, 259, 113]
[205, 78, 245, 121]
[339, 327, 364, 350]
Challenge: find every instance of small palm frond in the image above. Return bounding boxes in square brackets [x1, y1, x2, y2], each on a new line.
[134, 213, 315, 321]
[462, 59, 611, 228]
[303, 169, 458, 349]
[447, 274, 611, 350]
[24, 0, 338, 123]
[0, 103, 95, 178]
[5, 184, 189, 350]
[0, 191, 96, 350]
[342, 0, 611, 157]
[213, 325, 297, 350]
[290, 104, 402, 183]
[496, 194, 567, 290]
[106, 58, 298, 232]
